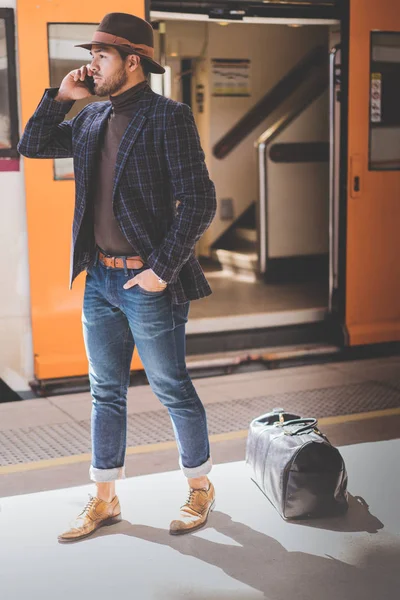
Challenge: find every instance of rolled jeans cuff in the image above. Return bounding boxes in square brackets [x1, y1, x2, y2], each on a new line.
[89, 465, 126, 482]
[179, 456, 212, 478]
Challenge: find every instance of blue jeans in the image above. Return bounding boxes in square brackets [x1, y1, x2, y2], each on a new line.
[82, 259, 212, 482]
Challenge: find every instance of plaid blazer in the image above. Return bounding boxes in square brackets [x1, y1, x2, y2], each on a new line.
[18, 84, 217, 303]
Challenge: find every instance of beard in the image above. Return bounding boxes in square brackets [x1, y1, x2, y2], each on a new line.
[94, 65, 128, 97]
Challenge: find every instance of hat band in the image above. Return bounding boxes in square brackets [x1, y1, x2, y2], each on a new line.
[91, 31, 154, 59]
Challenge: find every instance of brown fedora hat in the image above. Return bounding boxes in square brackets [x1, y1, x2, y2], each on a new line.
[75, 12, 165, 75]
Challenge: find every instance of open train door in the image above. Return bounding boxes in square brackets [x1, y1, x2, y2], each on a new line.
[17, 0, 146, 381]
[346, 0, 400, 345]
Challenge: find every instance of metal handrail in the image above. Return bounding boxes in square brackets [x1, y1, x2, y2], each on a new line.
[329, 44, 341, 313]
[213, 45, 327, 160]
[256, 72, 329, 275]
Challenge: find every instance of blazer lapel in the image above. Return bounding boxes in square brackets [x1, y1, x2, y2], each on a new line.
[112, 110, 147, 198]
[112, 86, 155, 197]
[79, 87, 155, 201]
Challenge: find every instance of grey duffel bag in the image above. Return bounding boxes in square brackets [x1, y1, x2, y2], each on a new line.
[245, 408, 349, 519]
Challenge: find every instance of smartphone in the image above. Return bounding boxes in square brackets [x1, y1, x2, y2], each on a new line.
[84, 74, 96, 95]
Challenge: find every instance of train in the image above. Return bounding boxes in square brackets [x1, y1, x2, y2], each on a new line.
[0, 0, 399, 398]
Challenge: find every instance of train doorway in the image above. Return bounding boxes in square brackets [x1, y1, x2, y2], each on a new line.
[149, 8, 342, 340]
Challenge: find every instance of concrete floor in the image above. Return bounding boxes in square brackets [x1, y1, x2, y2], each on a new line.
[0, 440, 399, 600]
[0, 356, 399, 599]
[188, 268, 328, 319]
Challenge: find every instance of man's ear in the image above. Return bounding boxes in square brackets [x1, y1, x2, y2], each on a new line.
[128, 54, 140, 71]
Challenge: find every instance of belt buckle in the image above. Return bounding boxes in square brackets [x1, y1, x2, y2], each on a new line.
[104, 255, 115, 268]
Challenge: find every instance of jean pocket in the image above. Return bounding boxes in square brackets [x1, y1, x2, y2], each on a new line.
[136, 284, 167, 297]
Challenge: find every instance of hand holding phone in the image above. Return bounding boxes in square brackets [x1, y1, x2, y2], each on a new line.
[56, 64, 95, 102]
[84, 74, 96, 95]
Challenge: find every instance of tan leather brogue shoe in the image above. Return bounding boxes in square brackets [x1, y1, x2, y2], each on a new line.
[58, 494, 121, 543]
[170, 481, 215, 535]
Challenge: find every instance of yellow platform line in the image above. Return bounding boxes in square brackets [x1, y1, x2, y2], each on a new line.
[1, 406, 399, 475]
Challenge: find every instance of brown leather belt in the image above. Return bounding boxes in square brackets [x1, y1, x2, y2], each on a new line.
[98, 251, 144, 269]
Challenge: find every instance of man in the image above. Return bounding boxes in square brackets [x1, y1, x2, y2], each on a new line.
[18, 12, 217, 542]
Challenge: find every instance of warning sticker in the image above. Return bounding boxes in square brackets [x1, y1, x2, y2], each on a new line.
[371, 73, 382, 123]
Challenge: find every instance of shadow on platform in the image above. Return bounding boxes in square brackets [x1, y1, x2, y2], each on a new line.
[74, 501, 395, 600]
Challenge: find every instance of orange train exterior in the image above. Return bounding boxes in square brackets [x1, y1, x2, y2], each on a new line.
[17, 0, 147, 380]
[345, 0, 400, 345]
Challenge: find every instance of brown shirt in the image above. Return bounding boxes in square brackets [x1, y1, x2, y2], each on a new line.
[93, 80, 149, 255]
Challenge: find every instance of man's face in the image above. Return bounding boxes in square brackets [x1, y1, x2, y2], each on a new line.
[89, 45, 128, 97]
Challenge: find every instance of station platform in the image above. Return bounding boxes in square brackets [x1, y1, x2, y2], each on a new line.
[0, 355, 399, 599]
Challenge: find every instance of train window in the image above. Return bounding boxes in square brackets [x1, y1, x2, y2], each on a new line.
[48, 23, 103, 180]
[0, 9, 19, 158]
[369, 32, 400, 171]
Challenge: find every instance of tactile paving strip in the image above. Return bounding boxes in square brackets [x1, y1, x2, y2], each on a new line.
[1, 379, 400, 466]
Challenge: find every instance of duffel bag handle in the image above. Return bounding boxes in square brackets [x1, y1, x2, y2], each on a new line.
[281, 418, 318, 435]
[251, 410, 300, 427]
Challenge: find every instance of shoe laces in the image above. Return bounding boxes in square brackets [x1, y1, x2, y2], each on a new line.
[185, 489, 197, 507]
[80, 494, 97, 516]
[184, 486, 208, 508]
